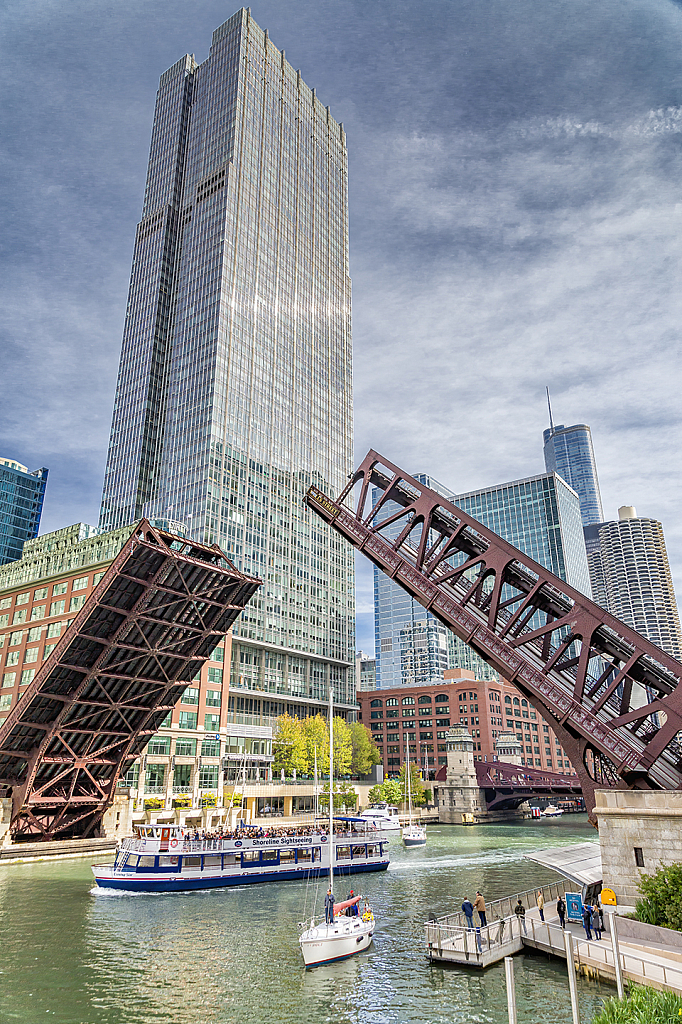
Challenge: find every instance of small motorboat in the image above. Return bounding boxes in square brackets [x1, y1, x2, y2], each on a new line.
[359, 803, 401, 831]
[542, 804, 563, 817]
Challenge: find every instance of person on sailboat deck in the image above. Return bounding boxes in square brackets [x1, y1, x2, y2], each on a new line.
[346, 890, 359, 916]
[325, 887, 335, 924]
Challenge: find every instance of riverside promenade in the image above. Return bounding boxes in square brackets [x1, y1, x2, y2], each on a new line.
[425, 882, 682, 994]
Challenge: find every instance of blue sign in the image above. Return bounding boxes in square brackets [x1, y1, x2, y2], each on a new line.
[565, 892, 583, 922]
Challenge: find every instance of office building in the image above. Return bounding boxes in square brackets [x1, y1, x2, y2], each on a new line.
[543, 418, 604, 528]
[356, 651, 376, 692]
[455, 472, 592, 597]
[357, 669, 577, 778]
[589, 506, 682, 660]
[0, 522, 273, 801]
[0, 458, 48, 565]
[99, 10, 355, 718]
[374, 470, 590, 690]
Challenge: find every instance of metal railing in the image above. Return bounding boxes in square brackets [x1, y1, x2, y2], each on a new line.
[425, 914, 523, 964]
[577, 930, 682, 993]
[433, 879, 569, 929]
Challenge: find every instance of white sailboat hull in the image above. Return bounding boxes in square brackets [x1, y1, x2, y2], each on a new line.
[402, 826, 426, 847]
[299, 916, 374, 967]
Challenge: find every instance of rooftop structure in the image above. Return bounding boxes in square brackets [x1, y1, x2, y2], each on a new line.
[0, 458, 48, 565]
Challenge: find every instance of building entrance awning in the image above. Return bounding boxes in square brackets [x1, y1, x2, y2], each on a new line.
[524, 842, 602, 890]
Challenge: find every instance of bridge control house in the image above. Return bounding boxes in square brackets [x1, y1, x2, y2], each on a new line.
[357, 668, 578, 780]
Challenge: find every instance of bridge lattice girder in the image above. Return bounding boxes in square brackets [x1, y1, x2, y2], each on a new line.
[474, 761, 582, 813]
[305, 450, 682, 820]
[0, 521, 261, 841]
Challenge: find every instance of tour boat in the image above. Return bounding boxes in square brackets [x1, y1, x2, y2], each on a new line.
[299, 689, 377, 967]
[542, 804, 564, 817]
[359, 803, 402, 831]
[91, 818, 388, 893]
[401, 751, 426, 848]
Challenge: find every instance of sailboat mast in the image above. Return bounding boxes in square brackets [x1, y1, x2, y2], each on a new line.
[328, 686, 334, 891]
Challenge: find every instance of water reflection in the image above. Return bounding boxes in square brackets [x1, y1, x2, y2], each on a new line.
[0, 819, 609, 1024]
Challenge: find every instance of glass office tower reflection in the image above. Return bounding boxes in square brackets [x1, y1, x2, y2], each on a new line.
[100, 10, 355, 711]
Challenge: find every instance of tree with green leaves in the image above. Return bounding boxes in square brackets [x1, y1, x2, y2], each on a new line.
[635, 862, 682, 931]
[319, 781, 358, 812]
[301, 714, 328, 774]
[272, 713, 309, 775]
[349, 721, 382, 776]
[368, 778, 403, 806]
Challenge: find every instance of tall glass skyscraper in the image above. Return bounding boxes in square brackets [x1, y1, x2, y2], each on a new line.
[543, 421, 603, 528]
[0, 458, 48, 565]
[100, 9, 355, 712]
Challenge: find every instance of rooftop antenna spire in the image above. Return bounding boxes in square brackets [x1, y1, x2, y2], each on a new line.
[546, 386, 555, 433]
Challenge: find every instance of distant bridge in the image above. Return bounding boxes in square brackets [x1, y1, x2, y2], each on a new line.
[306, 451, 682, 820]
[474, 760, 583, 813]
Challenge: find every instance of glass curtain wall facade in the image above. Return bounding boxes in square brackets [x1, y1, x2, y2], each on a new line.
[0, 458, 48, 566]
[543, 423, 604, 528]
[100, 10, 355, 713]
[455, 473, 592, 598]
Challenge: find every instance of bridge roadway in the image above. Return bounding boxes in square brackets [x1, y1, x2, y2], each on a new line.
[474, 760, 582, 813]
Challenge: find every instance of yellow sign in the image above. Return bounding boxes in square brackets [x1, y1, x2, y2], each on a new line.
[601, 887, 617, 906]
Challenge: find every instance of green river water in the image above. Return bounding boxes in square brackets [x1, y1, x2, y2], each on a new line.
[0, 817, 611, 1024]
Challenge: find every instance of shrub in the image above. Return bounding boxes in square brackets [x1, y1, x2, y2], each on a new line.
[634, 863, 682, 931]
[144, 798, 163, 810]
[591, 983, 682, 1022]
[172, 796, 191, 808]
[201, 794, 217, 807]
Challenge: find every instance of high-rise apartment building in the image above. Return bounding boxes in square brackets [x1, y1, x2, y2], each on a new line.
[0, 458, 48, 566]
[99, 10, 355, 715]
[589, 506, 682, 660]
[543, 419, 604, 528]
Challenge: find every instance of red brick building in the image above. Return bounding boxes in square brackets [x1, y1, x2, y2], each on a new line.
[357, 668, 577, 779]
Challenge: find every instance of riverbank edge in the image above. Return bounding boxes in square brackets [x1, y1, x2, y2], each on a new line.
[0, 837, 116, 865]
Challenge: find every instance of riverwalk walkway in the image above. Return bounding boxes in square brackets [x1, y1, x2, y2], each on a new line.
[425, 881, 682, 994]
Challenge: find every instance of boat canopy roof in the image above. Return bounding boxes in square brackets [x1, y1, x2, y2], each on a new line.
[524, 842, 602, 889]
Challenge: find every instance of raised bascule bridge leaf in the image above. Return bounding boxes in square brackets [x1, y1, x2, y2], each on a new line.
[0, 520, 261, 841]
[306, 451, 682, 822]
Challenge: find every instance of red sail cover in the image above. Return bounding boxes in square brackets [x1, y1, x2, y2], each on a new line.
[333, 895, 362, 915]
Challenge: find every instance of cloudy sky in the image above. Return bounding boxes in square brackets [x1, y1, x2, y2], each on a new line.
[2, 0, 682, 651]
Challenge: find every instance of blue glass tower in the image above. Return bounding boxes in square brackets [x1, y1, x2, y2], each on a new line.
[0, 458, 48, 565]
[543, 405, 603, 528]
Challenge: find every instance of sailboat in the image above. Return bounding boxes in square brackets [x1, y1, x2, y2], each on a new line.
[401, 748, 426, 848]
[299, 687, 376, 967]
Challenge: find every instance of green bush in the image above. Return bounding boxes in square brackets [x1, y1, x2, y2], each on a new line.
[144, 798, 163, 809]
[591, 983, 682, 1022]
[634, 863, 682, 931]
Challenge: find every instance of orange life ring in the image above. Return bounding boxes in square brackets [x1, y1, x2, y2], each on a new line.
[170, 838, 179, 849]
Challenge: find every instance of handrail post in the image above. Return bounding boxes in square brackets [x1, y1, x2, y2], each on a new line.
[608, 911, 625, 999]
[564, 930, 581, 1024]
[505, 956, 518, 1024]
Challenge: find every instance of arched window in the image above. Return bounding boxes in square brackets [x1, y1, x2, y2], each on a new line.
[370, 699, 383, 708]
[521, 699, 528, 708]
[505, 696, 512, 704]
[386, 697, 398, 707]
[418, 695, 432, 704]
[435, 693, 449, 703]
[513, 697, 520, 706]
[402, 696, 415, 706]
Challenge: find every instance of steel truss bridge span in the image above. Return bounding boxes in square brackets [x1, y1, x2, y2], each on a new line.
[305, 451, 682, 820]
[0, 521, 261, 841]
[474, 761, 583, 814]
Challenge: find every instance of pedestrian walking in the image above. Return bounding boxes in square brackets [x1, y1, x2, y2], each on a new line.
[582, 904, 592, 941]
[557, 895, 566, 929]
[536, 890, 545, 922]
[462, 898, 475, 930]
[591, 905, 601, 940]
[474, 891, 487, 927]
[514, 898, 527, 934]
[324, 886, 335, 925]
